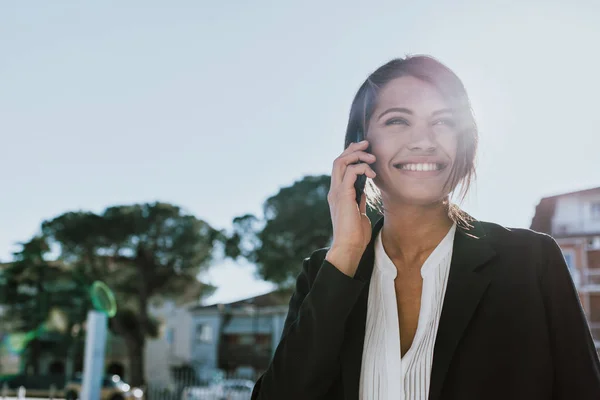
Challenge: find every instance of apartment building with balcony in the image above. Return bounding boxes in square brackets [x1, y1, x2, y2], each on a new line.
[187, 289, 291, 382]
[530, 186, 600, 349]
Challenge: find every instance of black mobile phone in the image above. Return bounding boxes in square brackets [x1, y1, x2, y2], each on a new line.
[352, 129, 367, 205]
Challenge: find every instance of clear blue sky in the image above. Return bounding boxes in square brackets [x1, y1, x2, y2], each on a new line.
[2, 0, 599, 304]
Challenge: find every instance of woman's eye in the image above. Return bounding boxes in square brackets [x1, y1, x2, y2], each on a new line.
[385, 118, 409, 126]
[433, 118, 456, 128]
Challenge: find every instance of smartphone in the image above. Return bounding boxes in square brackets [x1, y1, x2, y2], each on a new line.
[352, 129, 368, 205]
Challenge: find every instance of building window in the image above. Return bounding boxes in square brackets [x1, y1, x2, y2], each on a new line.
[562, 250, 580, 287]
[238, 334, 256, 345]
[166, 328, 174, 346]
[563, 252, 574, 269]
[592, 202, 600, 220]
[195, 324, 213, 343]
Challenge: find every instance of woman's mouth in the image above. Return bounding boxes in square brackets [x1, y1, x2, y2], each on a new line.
[394, 162, 446, 172]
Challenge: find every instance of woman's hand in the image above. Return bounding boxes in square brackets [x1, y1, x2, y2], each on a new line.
[326, 140, 376, 278]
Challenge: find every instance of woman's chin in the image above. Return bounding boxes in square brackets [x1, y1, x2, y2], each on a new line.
[385, 188, 449, 208]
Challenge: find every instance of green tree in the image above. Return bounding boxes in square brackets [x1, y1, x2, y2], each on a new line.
[0, 236, 83, 375]
[41, 202, 220, 386]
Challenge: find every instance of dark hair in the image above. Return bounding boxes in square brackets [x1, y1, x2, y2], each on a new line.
[344, 54, 478, 224]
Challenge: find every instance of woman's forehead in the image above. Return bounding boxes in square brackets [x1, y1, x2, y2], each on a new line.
[375, 76, 449, 112]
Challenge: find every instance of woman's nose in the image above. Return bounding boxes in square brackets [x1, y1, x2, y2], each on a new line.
[407, 127, 437, 152]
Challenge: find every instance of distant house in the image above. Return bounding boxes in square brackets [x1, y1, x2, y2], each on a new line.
[142, 298, 197, 386]
[530, 186, 600, 350]
[187, 289, 292, 382]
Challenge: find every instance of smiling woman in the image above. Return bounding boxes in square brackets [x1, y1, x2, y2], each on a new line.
[250, 55, 600, 400]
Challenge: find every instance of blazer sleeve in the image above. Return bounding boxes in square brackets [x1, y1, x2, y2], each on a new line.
[251, 254, 366, 400]
[540, 235, 600, 399]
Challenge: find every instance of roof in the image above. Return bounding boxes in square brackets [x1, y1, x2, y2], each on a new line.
[190, 288, 293, 311]
[535, 186, 600, 201]
[530, 186, 600, 234]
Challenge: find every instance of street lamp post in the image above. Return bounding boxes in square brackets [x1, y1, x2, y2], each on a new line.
[80, 281, 117, 400]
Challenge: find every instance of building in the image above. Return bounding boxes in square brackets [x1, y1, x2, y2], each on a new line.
[143, 298, 196, 386]
[187, 289, 291, 382]
[530, 186, 600, 349]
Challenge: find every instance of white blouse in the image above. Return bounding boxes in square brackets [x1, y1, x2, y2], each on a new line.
[359, 224, 457, 400]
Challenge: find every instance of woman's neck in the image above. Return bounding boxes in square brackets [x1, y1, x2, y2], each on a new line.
[381, 201, 454, 264]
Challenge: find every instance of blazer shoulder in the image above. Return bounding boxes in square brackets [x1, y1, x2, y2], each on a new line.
[476, 220, 561, 265]
[479, 220, 553, 244]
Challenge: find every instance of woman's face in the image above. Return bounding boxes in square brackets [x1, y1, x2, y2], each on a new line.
[367, 75, 460, 208]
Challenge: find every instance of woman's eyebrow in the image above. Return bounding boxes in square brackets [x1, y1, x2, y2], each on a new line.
[377, 107, 413, 121]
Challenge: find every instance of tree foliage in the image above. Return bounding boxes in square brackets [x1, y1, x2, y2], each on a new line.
[40, 202, 220, 386]
[0, 236, 84, 374]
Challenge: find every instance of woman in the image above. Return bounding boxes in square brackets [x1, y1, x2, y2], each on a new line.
[250, 55, 600, 400]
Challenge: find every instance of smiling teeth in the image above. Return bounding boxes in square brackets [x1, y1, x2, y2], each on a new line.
[400, 163, 441, 171]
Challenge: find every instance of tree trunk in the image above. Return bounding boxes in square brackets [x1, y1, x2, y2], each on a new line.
[29, 338, 41, 375]
[65, 331, 76, 379]
[126, 337, 146, 387]
[133, 256, 151, 387]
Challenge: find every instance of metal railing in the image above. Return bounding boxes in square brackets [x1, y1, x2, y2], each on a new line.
[579, 269, 600, 291]
[0, 370, 258, 400]
[144, 371, 257, 400]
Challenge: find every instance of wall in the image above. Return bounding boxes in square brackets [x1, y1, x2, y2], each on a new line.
[144, 299, 197, 385]
[553, 196, 583, 235]
[190, 311, 221, 382]
[164, 305, 194, 365]
[223, 314, 274, 335]
[580, 192, 600, 234]
[589, 250, 600, 269]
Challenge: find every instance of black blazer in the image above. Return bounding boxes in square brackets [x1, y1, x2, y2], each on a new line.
[251, 218, 600, 400]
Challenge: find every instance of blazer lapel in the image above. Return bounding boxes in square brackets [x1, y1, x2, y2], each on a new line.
[340, 218, 382, 400]
[428, 220, 497, 400]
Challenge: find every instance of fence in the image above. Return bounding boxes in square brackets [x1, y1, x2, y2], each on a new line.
[144, 370, 258, 400]
[0, 370, 259, 400]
